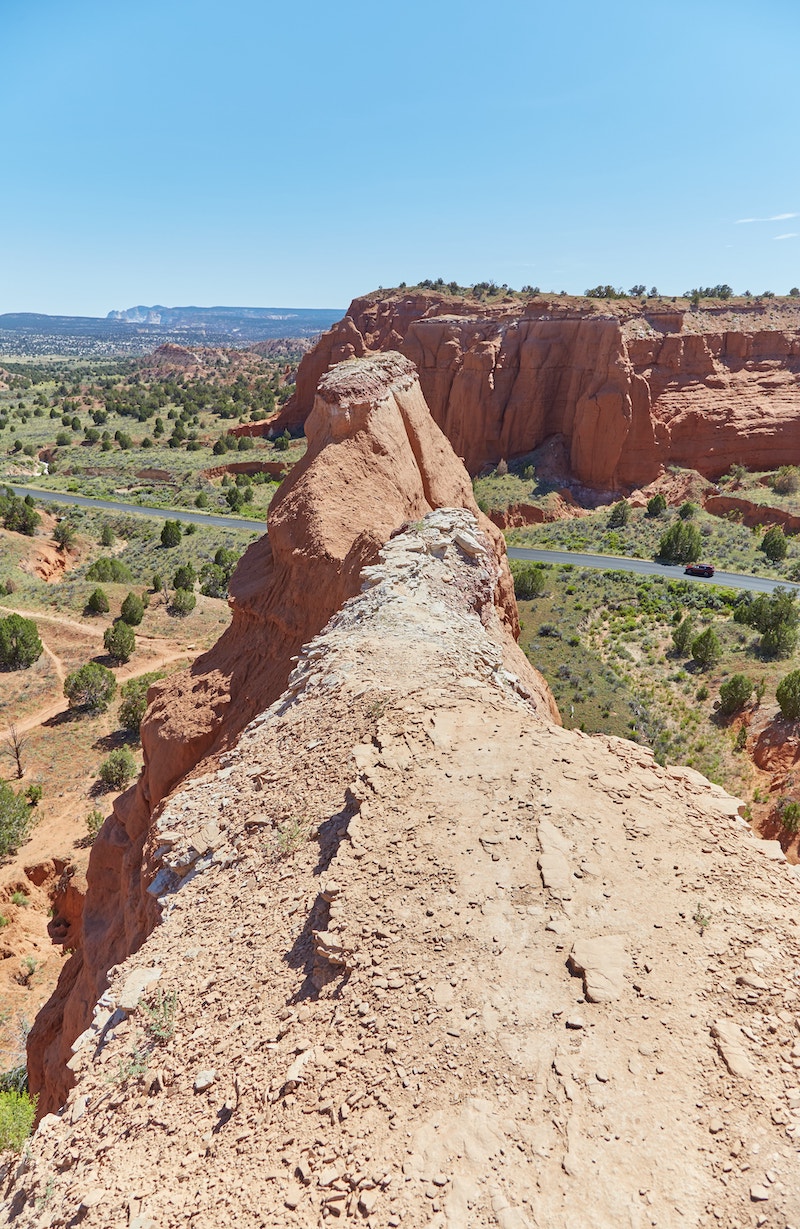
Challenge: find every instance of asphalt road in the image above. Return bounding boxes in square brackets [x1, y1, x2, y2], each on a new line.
[506, 546, 799, 595]
[7, 485, 268, 533]
[6, 485, 796, 595]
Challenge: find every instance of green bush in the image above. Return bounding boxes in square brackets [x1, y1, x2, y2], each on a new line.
[777, 670, 800, 720]
[118, 671, 164, 734]
[658, 521, 702, 563]
[761, 525, 788, 562]
[678, 502, 697, 520]
[718, 673, 753, 715]
[86, 556, 132, 583]
[509, 561, 546, 599]
[24, 784, 42, 806]
[691, 627, 722, 669]
[0, 782, 34, 856]
[53, 520, 77, 550]
[607, 501, 630, 528]
[98, 746, 138, 790]
[86, 808, 104, 840]
[100, 524, 115, 547]
[104, 620, 135, 663]
[172, 563, 196, 592]
[199, 562, 227, 598]
[671, 615, 695, 655]
[120, 592, 145, 626]
[0, 615, 43, 671]
[646, 493, 667, 518]
[64, 662, 117, 713]
[86, 587, 110, 615]
[160, 520, 182, 548]
[772, 466, 799, 495]
[170, 588, 196, 617]
[780, 800, 800, 833]
[0, 1089, 36, 1151]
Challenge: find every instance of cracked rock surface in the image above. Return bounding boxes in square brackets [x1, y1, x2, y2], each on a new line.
[6, 511, 800, 1228]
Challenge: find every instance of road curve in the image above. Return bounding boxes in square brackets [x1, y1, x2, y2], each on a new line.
[6, 486, 797, 596]
[506, 546, 800, 596]
[8, 485, 268, 533]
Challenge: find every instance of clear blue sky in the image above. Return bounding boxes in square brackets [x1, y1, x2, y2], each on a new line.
[2, 0, 798, 315]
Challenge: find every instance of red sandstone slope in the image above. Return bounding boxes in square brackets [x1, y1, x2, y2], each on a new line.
[28, 353, 557, 1116]
[277, 291, 800, 489]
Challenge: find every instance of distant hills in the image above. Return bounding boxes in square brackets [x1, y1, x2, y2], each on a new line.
[0, 305, 344, 359]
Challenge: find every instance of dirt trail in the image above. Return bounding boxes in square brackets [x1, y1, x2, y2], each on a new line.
[11, 512, 800, 1228]
[3, 648, 194, 739]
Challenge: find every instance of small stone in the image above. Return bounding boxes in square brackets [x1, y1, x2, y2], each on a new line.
[566, 1017, 585, 1030]
[284, 1183, 303, 1210]
[194, 1069, 216, 1093]
[79, 1190, 105, 1210]
[359, 1190, 380, 1215]
[385, 1040, 398, 1054]
[750, 1185, 770, 1202]
[432, 1173, 448, 1187]
[709, 1119, 724, 1135]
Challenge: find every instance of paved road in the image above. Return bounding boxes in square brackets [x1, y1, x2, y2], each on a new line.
[6, 485, 796, 595]
[7, 484, 267, 533]
[506, 546, 799, 596]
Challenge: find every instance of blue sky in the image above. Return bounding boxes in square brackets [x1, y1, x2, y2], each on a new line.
[2, 0, 798, 314]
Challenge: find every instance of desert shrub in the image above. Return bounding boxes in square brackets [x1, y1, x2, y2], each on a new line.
[53, 520, 76, 550]
[86, 557, 132, 583]
[160, 520, 182, 547]
[0, 782, 34, 857]
[199, 563, 227, 598]
[510, 561, 546, 599]
[737, 586, 799, 657]
[0, 491, 40, 536]
[780, 800, 800, 833]
[63, 662, 117, 713]
[172, 563, 196, 592]
[772, 466, 799, 495]
[100, 523, 115, 547]
[118, 671, 165, 734]
[691, 627, 722, 669]
[0, 615, 43, 671]
[0, 1089, 36, 1152]
[24, 784, 41, 806]
[718, 673, 753, 715]
[658, 521, 702, 563]
[98, 747, 137, 790]
[607, 500, 630, 528]
[672, 615, 695, 655]
[761, 525, 788, 562]
[86, 808, 104, 840]
[171, 588, 196, 616]
[103, 620, 135, 663]
[646, 493, 667, 517]
[678, 502, 698, 520]
[120, 592, 145, 626]
[86, 587, 110, 615]
[777, 670, 800, 720]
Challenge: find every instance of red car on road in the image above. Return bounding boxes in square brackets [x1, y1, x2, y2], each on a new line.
[684, 563, 715, 578]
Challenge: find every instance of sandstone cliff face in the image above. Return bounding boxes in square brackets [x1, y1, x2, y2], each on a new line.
[279, 292, 800, 489]
[27, 354, 557, 1116]
[9, 512, 800, 1228]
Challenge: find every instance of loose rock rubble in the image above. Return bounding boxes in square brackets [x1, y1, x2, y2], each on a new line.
[4, 511, 800, 1228]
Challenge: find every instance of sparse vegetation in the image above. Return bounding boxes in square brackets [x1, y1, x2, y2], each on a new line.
[103, 620, 135, 663]
[98, 746, 138, 789]
[118, 671, 164, 734]
[0, 783, 34, 857]
[0, 614, 43, 671]
[64, 662, 117, 712]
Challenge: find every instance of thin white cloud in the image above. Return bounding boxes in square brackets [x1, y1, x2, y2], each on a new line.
[736, 212, 799, 224]
[774, 232, 798, 241]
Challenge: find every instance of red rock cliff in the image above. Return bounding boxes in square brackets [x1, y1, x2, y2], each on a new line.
[28, 353, 558, 1115]
[279, 292, 800, 489]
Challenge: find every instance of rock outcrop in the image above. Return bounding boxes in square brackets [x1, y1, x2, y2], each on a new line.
[8, 511, 800, 1228]
[277, 291, 800, 489]
[27, 353, 557, 1117]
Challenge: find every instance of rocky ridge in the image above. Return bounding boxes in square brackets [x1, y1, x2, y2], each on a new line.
[27, 353, 556, 1120]
[277, 291, 800, 490]
[7, 509, 800, 1228]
